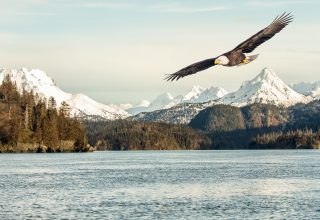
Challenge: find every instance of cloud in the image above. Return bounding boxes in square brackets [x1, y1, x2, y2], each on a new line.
[76, 1, 229, 13]
[78, 2, 133, 10]
[247, 0, 320, 7]
[151, 5, 229, 13]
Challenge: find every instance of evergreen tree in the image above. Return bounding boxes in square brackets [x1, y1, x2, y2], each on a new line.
[0, 75, 88, 152]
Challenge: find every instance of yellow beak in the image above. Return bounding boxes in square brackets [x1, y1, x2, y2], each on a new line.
[214, 59, 219, 65]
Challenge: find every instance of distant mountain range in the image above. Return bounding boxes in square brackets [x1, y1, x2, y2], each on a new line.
[131, 68, 313, 124]
[126, 86, 227, 115]
[290, 81, 320, 99]
[0, 67, 318, 121]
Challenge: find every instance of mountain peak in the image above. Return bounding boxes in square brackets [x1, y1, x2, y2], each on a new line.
[155, 92, 174, 101]
[191, 85, 205, 93]
[137, 100, 150, 107]
[0, 68, 130, 120]
[126, 85, 227, 115]
[0, 68, 68, 104]
[182, 85, 205, 101]
[251, 67, 279, 85]
[223, 68, 312, 107]
[260, 67, 276, 77]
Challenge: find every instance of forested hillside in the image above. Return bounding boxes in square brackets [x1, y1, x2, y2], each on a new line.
[189, 103, 320, 149]
[84, 120, 211, 150]
[251, 129, 320, 149]
[0, 75, 90, 153]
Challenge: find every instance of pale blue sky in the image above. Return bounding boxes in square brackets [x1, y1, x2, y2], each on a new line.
[0, 0, 320, 104]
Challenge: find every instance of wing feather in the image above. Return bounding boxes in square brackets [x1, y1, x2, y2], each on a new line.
[165, 58, 216, 81]
[233, 12, 294, 54]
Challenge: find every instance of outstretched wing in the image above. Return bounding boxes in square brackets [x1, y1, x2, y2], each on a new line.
[233, 12, 293, 54]
[165, 58, 216, 81]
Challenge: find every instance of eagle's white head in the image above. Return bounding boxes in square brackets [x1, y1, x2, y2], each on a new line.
[214, 56, 229, 65]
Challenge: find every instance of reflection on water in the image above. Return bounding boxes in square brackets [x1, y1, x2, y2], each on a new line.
[0, 150, 320, 219]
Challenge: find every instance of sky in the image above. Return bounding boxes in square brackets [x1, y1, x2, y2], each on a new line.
[0, 0, 320, 104]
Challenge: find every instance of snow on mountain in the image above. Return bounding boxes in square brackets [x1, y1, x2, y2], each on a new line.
[132, 68, 315, 124]
[190, 86, 228, 103]
[148, 92, 176, 110]
[176, 85, 227, 104]
[3, 66, 313, 123]
[181, 85, 205, 102]
[129, 86, 227, 124]
[111, 100, 151, 113]
[125, 100, 151, 115]
[221, 68, 312, 107]
[290, 81, 320, 99]
[126, 86, 228, 115]
[66, 94, 130, 120]
[126, 92, 177, 115]
[0, 67, 71, 104]
[0, 68, 130, 120]
[131, 100, 221, 124]
[137, 100, 151, 107]
[109, 103, 133, 111]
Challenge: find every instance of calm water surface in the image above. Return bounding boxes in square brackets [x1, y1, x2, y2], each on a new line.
[0, 150, 320, 219]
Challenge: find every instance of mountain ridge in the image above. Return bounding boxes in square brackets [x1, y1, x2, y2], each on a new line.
[126, 85, 227, 115]
[221, 68, 312, 107]
[0, 67, 317, 122]
[0, 68, 130, 120]
[132, 68, 314, 124]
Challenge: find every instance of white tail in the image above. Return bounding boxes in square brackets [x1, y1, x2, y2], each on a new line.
[238, 54, 259, 66]
[247, 54, 259, 62]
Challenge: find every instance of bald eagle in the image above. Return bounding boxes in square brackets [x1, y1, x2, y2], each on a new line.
[165, 12, 293, 81]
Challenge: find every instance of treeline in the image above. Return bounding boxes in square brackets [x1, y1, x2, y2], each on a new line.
[189, 103, 320, 149]
[84, 102, 320, 151]
[84, 120, 211, 150]
[251, 129, 320, 149]
[0, 75, 90, 153]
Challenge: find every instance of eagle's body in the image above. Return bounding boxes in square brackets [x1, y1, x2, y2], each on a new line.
[222, 51, 246, 66]
[166, 12, 293, 81]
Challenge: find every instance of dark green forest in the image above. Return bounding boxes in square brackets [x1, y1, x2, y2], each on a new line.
[84, 120, 211, 150]
[0, 75, 90, 153]
[189, 103, 320, 149]
[251, 129, 320, 149]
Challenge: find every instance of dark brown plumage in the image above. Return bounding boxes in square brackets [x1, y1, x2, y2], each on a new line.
[165, 12, 293, 81]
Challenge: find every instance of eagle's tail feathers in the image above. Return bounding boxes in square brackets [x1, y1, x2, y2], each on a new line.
[237, 54, 259, 66]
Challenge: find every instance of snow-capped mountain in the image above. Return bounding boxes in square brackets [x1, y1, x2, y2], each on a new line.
[109, 103, 133, 111]
[290, 81, 320, 99]
[188, 86, 227, 103]
[132, 68, 315, 124]
[181, 85, 205, 102]
[126, 92, 178, 115]
[130, 67, 309, 117]
[65, 94, 130, 120]
[0, 68, 71, 104]
[125, 100, 151, 115]
[131, 100, 221, 124]
[221, 68, 312, 107]
[2, 67, 315, 123]
[147, 92, 177, 111]
[0, 68, 130, 120]
[126, 86, 227, 115]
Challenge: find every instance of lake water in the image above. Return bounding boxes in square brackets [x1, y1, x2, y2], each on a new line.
[0, 151, 320, 219]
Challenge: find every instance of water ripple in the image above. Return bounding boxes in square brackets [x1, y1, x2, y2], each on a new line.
[0, 150, 320, 219]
